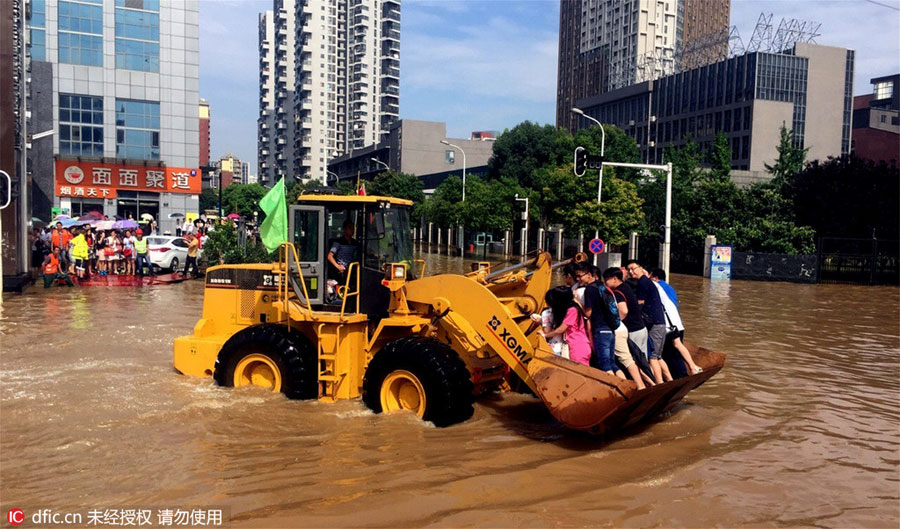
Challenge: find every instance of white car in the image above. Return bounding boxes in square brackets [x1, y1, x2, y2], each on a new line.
[147, 236, 201, 272]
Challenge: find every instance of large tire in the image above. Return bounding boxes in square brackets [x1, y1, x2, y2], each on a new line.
[214, 324, 317, 400]
[362, 337, 474, 427]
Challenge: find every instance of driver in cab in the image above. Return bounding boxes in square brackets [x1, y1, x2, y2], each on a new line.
[327, 219, 357, 282]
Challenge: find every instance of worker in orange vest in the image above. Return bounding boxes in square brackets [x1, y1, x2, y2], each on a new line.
[42, 247, 74, 288]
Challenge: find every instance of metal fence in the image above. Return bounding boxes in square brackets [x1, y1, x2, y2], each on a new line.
[817, 237, 899, 285]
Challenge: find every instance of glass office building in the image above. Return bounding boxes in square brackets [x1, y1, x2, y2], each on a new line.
[24, 0, 200, 231]
[577, 42, 855, 173]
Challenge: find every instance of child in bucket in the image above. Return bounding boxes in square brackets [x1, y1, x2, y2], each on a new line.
[540, 286, 592, 366]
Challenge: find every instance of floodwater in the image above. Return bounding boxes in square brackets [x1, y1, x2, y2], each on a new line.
[1, 251, 898, 528]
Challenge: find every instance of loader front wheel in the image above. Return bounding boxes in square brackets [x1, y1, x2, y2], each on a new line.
[214, 324, 317, 400]
[363, 337, 474, 427]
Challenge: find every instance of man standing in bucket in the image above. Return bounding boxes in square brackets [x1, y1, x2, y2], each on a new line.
[133, 229, 153, 278]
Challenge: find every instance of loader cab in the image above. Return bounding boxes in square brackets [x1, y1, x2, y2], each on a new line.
[289, 195, 413, 318]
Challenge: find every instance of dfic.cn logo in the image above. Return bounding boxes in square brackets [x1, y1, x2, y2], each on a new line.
[7, 509, 24, 526]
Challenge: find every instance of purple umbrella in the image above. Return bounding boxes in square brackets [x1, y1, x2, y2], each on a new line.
[113, 219, 139, 230]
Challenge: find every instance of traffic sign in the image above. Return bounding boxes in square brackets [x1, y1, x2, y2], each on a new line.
[589, 238, 605, 254]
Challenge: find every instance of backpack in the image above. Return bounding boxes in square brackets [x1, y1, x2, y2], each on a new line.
[597, 284, 621, 330]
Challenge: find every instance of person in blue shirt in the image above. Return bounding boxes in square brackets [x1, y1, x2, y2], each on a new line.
[650, 268, 678, 308]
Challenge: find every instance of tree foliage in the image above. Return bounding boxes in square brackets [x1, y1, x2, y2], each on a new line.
[765, 123, 809, 184]
[202, 219, 275, 265]
[783, 155, 900, 239]
[487, 121, 573, 189]
[368, 170, 426, 223]
[221, 183, 268, 220]
[199, 188, 219, 213]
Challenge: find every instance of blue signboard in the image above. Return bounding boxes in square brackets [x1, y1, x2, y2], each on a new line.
[710, 245, 732, 280]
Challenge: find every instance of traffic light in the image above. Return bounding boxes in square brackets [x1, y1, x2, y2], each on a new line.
[574, 147, 587, 177]
[657, 224, 666, 244]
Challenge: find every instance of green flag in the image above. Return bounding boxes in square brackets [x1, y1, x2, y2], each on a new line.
[259, 177, 288, 253]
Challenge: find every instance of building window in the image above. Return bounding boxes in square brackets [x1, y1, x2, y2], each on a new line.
[27, 0, 47, 61]
[59, 94, 104, 157]
[874, 81, 893, 100]
[115, 99, 160, 160]
[115, 1, 160, 72]
[115, 40, 160, 72]
[115, 0, 159, 11]
[58, 0, 103, 66]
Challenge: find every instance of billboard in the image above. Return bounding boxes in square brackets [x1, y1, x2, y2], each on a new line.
[710, 245, 732, 280]
[54, 160, 202, 199]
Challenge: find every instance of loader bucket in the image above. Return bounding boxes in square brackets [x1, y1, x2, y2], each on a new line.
[528, 344, 726, 435]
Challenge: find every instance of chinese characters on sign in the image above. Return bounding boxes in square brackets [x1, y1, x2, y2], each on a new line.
[55, 161, 201, 198]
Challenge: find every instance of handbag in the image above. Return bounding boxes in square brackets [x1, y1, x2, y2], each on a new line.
[104, 247, 115, 257]
[123, 248, 133, 258]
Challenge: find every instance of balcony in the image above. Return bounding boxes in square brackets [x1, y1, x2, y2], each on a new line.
[383, 7, 400, 22]
[381, 68, 399, 79]
[382, 29, 400, 41]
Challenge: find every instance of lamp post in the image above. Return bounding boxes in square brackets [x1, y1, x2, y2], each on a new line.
[440, 140, 466, 202]
[326, 170, 339, 186]
[514, 193, 529, 258]
[571, 107, 606, 264]
[370, 157, 390, 172]
[20, 129, 55, 275]
[441, 140, 467, 255]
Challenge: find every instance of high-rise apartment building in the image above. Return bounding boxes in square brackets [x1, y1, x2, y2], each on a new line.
[258, 10, 277, 185]
[199, 98, 210, 166]
[557, 0, 730, 131]
[23, 0, 201, 231]
[215, 153, 247, 188]
[259, 0, 400, 185]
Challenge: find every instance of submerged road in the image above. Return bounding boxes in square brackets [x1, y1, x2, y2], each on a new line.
[1, 252, 898, 527]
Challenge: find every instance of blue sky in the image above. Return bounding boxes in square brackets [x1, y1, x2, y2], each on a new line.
[199, 0, 900, 175]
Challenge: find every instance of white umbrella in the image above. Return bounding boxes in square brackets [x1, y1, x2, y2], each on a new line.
[140, 213, 154, 222]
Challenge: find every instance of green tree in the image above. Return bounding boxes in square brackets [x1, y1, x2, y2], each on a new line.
[368, 170, 426, 223]
[335, 180, 357, 196]
[199, 188, 219, 213]
[487, 121, 573, 189]
[286, 178, 325, 204]
[783, 155, 900, 239]
[564, 177, 645, 245]
[765, 123, 808, 185]
[459, 176, 520, 231]
[707, 132, 732, 182]
[202, 220, 274, 264]
[221, 183, 268, 220]
[421, 175, 462, 228]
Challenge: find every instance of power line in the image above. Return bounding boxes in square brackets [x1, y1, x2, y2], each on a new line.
[865, 0, 900, 11]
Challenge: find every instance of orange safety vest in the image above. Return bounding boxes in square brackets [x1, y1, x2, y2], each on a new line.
[43, 254, 59, 275]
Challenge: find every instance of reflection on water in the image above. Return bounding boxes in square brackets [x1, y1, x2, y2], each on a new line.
[1, 252, 898, 528]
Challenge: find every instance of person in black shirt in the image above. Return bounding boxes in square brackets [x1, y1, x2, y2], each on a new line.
[625, 259, 673, 383]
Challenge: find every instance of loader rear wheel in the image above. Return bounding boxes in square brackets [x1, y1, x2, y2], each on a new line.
[214, 324, 317, 400]
[362, 337, 474, 427]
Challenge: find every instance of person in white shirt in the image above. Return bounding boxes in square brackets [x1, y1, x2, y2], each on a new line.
[653, 281, 702, 375]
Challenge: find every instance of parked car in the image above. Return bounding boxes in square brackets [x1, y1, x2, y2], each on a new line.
[147, 236, 201, 273]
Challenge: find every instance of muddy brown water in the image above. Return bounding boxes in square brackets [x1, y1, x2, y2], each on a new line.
[2, 252, 898, 528]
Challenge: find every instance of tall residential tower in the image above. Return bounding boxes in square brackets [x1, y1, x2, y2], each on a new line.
[258, 0, 400, 185]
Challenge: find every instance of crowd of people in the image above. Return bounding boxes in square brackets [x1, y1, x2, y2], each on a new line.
[537, 259, 702, 389]
[31, 215, 215, 288]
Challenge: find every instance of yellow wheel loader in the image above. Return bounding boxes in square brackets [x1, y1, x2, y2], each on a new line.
[174, 195, 726, 433]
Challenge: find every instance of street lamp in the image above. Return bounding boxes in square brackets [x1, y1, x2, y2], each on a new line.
[20, 129, 54, 275]
[326, 170, 339, 186]
[571, 107, 606, 265]
[370, 158, 390, 172]
[514, 193, 529, 258]
[440, 140, 466, 202]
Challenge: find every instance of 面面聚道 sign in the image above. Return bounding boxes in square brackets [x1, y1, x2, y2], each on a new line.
[55, 161, 201, 199]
